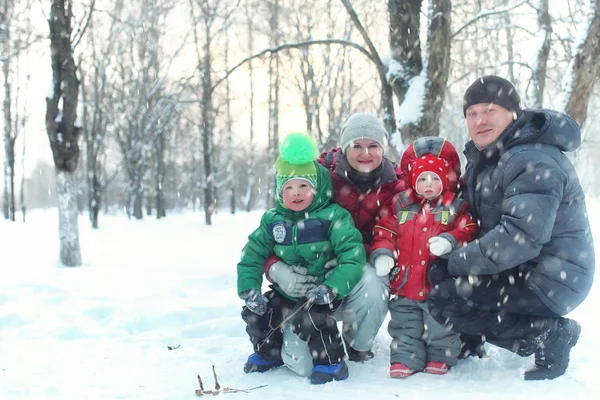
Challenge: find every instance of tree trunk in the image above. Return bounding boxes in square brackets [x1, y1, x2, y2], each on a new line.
[46, 0, 82, 266]
[225, 26, 235, 215]
[133, 183, 144, 219]
[387, 0, 423, 105]
[1, 3, 15, 221]
[91, 176, 101, 229]
[563, 0, 600, 127]
[245, 8, 255, 212]
[201, 23, 215, 225]
[156, 127, 166, 219]
[266, 0, 280, 209]
[56, 170, 82, 266]
[526, 0, 551, 108]
[398, 0, 451, 143]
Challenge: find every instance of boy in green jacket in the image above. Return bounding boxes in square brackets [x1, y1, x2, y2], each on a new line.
[237, 133, 366, 385]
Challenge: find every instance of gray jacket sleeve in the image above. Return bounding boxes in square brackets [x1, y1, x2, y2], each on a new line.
[448, 149, 566, 276]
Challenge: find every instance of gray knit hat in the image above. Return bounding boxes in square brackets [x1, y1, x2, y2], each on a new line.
[340, 112, 387, 154]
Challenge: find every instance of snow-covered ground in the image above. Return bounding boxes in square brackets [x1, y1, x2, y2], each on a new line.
[1, 201, 599, 400]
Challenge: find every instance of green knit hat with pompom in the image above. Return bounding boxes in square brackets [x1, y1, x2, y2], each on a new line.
[275, 133, 319, 200]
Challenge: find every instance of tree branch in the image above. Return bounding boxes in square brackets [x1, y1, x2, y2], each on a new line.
[209, 39, 373, 94]
[72, 0, 96, 51]
[452, 0, 528, 39]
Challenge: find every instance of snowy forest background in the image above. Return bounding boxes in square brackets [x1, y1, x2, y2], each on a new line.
[1, 0, 599, 266]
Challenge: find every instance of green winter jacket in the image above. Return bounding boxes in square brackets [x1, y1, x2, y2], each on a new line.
[237, 162, 366, 300]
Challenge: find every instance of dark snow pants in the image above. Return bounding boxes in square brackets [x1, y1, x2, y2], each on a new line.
[427, 268, 560, 356]
[289, 298, 345, 366]
[242, 290, 344, 366]
[241, 290, 296, 362]
[388, 296, 461, 371]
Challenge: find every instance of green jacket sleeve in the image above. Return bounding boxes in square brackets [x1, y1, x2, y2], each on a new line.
[323, 205, 366, 299]
[237, 213, 276, 297]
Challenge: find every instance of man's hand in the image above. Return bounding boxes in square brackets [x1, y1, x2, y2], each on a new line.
[268, 261, 318, 298]
[305, 285, 336, 305]
[428, 236, 453, 256]
[374, 255, 395, 276]
[427, 259, 449, 286]
[242, 289, 268, 315]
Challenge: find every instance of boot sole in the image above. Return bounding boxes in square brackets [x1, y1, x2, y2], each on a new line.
[243, 360, 284, 373]
[524, 319, 581, 381]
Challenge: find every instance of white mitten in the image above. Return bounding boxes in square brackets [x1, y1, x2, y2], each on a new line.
[428, 236, 453, 256]
[374, 255, 395, 276]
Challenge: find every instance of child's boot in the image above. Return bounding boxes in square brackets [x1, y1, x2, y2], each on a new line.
[243, 353, 284, 373]
[310, 361, 349, 384]
[390, 362, 415, 378]
[424, 361, 449, 375]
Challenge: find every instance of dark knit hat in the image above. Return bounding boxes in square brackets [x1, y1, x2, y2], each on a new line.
[340, 112, 387, 154]
[463, 75, 522, 116]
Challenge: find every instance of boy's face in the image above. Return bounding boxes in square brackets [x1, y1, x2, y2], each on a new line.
[281, 178, 315, 211]
[345, 139, 384, 173]
[415, 172, 442, 200]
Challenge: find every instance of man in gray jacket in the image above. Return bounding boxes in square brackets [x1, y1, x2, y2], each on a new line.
[427, 75, 595, 380]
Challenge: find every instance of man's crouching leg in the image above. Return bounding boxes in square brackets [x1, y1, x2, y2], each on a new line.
[338, 264, 390, 361]
[281, 324, 313, 377]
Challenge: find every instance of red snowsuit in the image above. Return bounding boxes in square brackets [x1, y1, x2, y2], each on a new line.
[370, 140, 477, 301]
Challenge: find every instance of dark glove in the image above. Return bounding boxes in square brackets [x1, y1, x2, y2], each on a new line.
[242, 289, 268, 316]
[427, 259, 449, 286]
[458, 334, 487, 359]
[305, 284, 336, 305]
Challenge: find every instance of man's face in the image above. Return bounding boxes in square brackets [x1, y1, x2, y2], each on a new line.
[465, 103, 514, 148]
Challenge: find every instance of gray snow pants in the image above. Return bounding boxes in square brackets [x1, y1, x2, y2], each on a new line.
[388, 296, 460, 371]
[281, 265, 390, 376]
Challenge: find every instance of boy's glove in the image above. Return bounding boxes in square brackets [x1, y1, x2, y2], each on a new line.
[305, 285, 336, 305]
[242, 289, 268, 316]
[428, 236, 453, 256]
[268, 261, 318, 298]
[374, 255, 395, 276]
[427, 259, 449, 286]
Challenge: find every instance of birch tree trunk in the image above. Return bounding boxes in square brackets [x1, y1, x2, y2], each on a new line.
[526, 0, 551, 108]
[45, 0, 82, 266]
[562, 0, 600, 127]
[244, 5, 255, 212]
[1, 0, 15, 221]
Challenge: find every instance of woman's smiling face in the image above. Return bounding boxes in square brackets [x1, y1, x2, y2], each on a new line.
[345, 139, 384, 173]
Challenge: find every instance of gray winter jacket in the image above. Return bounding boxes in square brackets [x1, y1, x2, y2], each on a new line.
[448, 109, 595, 315]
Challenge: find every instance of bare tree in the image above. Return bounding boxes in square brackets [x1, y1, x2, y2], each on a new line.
[188, 0, 239, 224]
[45, 0, 93, 266]
[1, 0, 36, 221]
[243, 1, 256, 212]
[266, 0, 281, 209]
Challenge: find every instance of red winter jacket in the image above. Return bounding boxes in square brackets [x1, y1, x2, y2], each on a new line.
[371, 190, 477, 300]
[317, 149, 406, 255]
[370, 138, 477, 301]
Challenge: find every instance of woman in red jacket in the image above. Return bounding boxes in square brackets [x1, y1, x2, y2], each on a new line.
[371, 139, 477, 378]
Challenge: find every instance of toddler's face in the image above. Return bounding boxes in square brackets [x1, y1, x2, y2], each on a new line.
[281, 179, 315, 211]
[416, 172, 442, 200]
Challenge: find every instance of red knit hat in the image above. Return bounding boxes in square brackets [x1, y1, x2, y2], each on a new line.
[409, 154, 449, 195]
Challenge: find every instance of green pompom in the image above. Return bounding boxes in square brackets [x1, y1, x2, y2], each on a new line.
[279, 132, 318, 165]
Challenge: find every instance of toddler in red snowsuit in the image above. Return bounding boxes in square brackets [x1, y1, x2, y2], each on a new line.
[370, 138, 477, 378]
